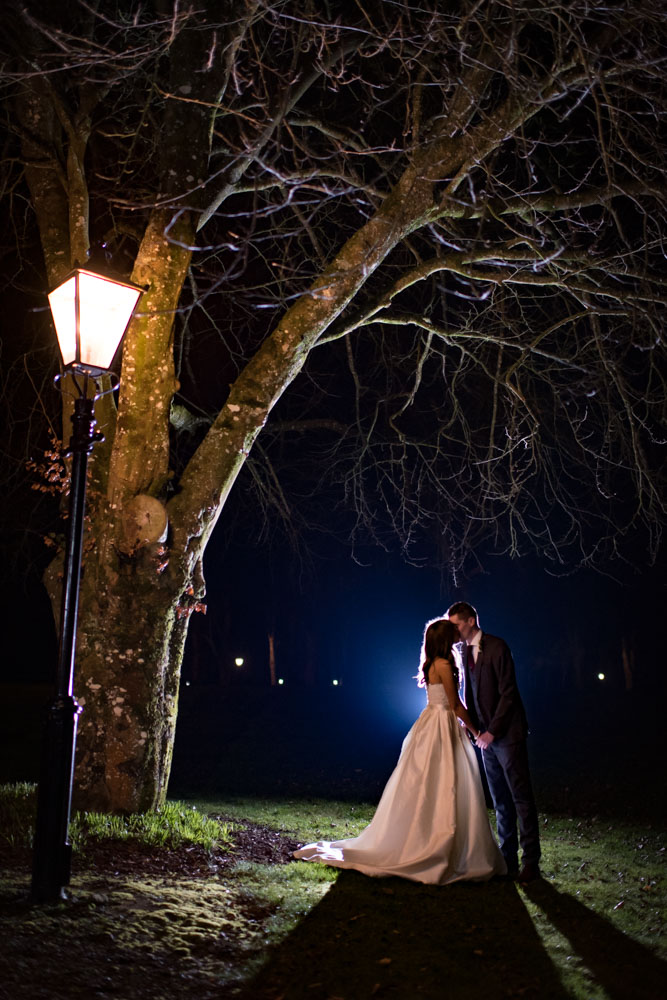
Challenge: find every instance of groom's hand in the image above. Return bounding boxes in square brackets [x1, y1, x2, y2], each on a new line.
[476, 731, 495, 750]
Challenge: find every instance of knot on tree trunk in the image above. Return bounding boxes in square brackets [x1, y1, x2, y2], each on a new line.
[120, 494, 168, 555]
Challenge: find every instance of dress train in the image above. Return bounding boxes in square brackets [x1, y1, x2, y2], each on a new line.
[293, 683, 506, 884]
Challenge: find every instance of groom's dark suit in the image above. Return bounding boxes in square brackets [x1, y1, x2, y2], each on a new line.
[460, 632, 540, 872]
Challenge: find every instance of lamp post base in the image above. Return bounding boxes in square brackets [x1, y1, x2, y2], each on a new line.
[30, 694, 81, 903]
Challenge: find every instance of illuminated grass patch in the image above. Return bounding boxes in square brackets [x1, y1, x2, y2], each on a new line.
[0, 783, 233, 852]
[71, 800, 232, 851]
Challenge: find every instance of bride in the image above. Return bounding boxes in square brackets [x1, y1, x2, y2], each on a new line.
[293, 618, 506, 884]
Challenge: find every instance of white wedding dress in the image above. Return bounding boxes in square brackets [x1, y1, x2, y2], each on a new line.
[293, 683, 506, 884]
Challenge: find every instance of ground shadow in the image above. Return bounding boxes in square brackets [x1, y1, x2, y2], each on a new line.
[240, 871, 569, 1000]
[524, 878, 667, 1000]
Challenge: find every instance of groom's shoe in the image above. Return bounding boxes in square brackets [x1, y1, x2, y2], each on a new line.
[517, 862, 541, 883]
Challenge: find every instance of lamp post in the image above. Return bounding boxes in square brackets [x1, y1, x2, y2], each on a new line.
[31, 268, 142, 903]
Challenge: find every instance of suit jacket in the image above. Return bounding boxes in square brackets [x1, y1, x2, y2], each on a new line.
[459, 632, 528, 745]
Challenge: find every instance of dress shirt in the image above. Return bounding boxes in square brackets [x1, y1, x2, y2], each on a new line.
[467, 628, 482, 666]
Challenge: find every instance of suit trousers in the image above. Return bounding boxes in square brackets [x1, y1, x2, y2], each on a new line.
[482, 738, 540, 870]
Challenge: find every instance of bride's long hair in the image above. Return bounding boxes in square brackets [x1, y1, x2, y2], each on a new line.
[418, 618, 459, 687]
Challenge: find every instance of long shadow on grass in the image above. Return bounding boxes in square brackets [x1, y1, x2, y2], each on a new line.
[241, 870, 568, 1000]
[524, 878, 667, 1000]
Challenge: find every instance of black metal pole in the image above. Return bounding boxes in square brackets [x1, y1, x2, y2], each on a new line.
[31, 390, 100, 902]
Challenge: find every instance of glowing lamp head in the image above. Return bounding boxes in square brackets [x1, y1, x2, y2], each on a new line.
[234, 657, 244, 667]
[48, 268, 142, 375]
[597, 672, 605, 681]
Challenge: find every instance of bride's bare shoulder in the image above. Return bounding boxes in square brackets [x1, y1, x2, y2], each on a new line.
[430, 656, 454, 680]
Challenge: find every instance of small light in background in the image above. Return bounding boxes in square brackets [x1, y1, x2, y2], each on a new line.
[597, 672, 605, 681]
[332, 679, 339, 686]
[234, 657, 244, 667]
[185, 681, 190, 687]
[278, 678, 285, 685]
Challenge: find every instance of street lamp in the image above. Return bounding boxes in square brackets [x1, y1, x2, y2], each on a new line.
[31, 268, 142, 903]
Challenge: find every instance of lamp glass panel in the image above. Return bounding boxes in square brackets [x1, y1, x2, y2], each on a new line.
[48, 271, 141, 370]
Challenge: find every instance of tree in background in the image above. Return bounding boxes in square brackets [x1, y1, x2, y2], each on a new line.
[1, 0, 664, 810]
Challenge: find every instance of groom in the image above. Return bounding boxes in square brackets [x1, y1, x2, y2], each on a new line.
[447, 601, 541, 882]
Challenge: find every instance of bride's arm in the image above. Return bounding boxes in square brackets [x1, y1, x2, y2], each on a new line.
[433, 657, 480, 739]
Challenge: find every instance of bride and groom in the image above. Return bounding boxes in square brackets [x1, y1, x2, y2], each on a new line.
[294, 602, 541, 885]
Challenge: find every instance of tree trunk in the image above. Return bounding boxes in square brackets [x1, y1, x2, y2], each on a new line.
[268, 633, 276, 687]
[44, 519, 195, 812]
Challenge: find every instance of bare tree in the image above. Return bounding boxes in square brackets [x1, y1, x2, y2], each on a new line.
[1, 0, 664, 810]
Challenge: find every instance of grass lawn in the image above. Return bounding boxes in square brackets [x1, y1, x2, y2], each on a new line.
[0, 786, 664, 999]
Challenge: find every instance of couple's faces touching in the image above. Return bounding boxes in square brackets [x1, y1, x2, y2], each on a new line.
[448, 614, 477, 643]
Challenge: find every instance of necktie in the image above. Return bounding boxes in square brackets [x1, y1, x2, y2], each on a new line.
[467, 643, 476, 672]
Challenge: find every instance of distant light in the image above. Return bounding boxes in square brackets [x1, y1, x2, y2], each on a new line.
[185, 681, 190, 687]
[332, 679, 339, 686]
[597, 672, 605, 681]
[234, 657, 244, 667]
[278, 678, 285, 685]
